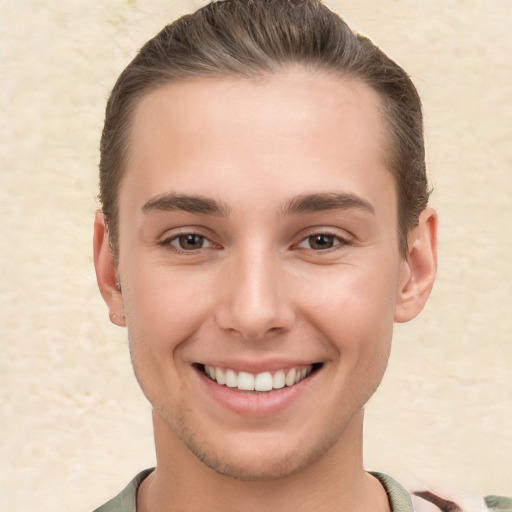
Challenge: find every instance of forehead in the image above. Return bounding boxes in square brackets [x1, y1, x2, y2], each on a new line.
[121, 68, 394, 214]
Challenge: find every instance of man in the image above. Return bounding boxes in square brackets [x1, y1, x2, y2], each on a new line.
[92, 1, 509, 511]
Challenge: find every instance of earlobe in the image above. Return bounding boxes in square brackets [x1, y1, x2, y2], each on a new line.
[93, 211, 126, 327]
[394, 207, 438, 323]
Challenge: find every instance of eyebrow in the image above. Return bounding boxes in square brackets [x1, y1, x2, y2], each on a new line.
[141, 191, 374, 218]
[282, 192, 375, 216]
[142, 193, 230, 217]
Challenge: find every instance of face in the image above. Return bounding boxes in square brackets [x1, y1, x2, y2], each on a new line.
[95, 68, 436, 480]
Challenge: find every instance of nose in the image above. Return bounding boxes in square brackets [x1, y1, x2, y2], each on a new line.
[214, 246, 295, 341]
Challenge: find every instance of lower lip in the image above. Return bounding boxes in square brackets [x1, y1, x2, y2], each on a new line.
[195, 367, 318, 417]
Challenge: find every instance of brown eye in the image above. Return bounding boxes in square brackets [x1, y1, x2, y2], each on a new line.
[308, 234, 337, 250]
[296, 233, 349, 252]
[171, 234, 210, 251]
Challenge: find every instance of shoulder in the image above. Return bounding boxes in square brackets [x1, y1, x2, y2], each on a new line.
[91, 469, 154, 512]
[411, 485, 512, 512]
[372, 472, 415, 512]
[484, 495, 512, 512]
[372, 472, 511, 512]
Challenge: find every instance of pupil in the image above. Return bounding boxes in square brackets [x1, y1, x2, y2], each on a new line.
[310, 234, 333, 250]
[180, 234, 203, 250]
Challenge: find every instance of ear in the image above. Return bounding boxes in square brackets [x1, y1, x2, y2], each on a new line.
[394, 207, 438, 323]
[93, 211, 126, 327]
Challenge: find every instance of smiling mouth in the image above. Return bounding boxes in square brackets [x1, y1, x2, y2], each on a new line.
[197, 363, 322, 392]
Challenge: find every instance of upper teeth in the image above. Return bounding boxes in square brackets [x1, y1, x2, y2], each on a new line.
[204, 365, 313, 392]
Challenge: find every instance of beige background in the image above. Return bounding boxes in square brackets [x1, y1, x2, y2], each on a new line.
[1, 1, 511, 510]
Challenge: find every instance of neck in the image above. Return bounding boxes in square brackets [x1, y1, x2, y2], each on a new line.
[138, 409, 390, 512]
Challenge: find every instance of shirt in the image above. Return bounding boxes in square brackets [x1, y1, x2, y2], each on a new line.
[92, 469, 511, 512]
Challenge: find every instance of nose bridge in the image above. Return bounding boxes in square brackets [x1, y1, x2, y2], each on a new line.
[215, 242, 293, 340]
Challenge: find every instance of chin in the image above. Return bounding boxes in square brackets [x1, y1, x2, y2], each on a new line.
[171, 415, 341, 482]
[189, 440, 315, 481]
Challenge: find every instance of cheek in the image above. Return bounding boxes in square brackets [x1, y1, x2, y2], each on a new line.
[299, 263, 399, 354]
[120, 264, 215, 367]
[294, 267, 396, 419]
[121, 269, 214, 411]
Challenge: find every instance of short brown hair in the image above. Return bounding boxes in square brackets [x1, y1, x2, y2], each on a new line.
[99, 0, 430, 259]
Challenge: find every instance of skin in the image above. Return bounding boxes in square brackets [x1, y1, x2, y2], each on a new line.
[94, 68, 437, 512]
